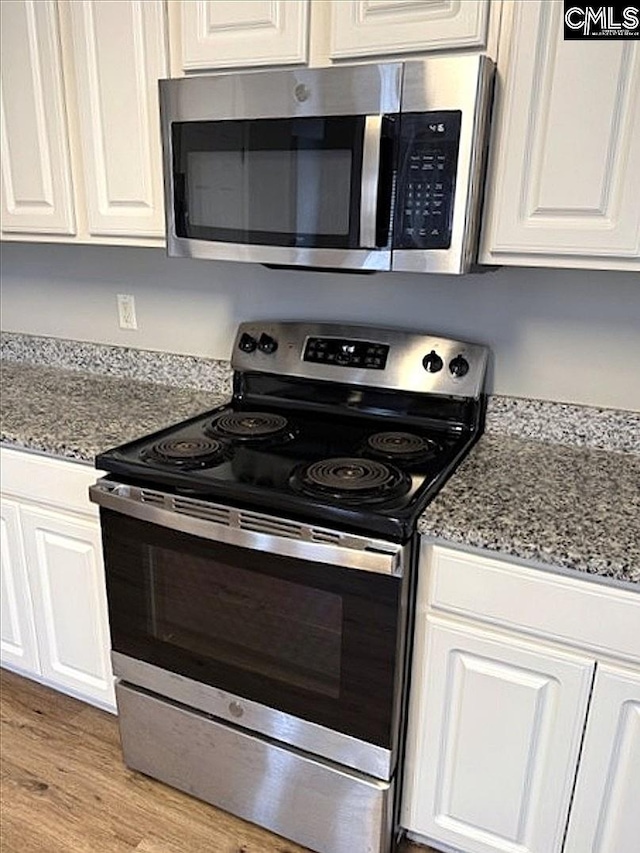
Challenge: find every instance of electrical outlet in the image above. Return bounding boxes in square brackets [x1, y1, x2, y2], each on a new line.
[117, 294, 138, 330]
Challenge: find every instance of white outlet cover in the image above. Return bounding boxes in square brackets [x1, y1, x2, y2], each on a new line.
[117, 294, 137, 330]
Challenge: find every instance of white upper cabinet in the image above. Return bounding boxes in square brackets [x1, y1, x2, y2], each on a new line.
[174, 0, 494, 73]
[0, 0, 76, 236]
[329, 0, 490, 60]
[180, 0, 310, 71]
[1, 0, 168, 245]
[66, 0, 168, 238]
[481, 0, 640, 270]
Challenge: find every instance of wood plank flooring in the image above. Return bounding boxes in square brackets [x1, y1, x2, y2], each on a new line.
[0, 670, 436, 853]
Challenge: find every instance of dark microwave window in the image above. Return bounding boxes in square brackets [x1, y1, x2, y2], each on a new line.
[149, 546, 343, 699]
[172, 116, 365, 248]
[187, 149, 352, 236]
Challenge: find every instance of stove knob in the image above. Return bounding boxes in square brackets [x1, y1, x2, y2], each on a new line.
[449, 355, 470, 377]
[258, 333, 278, 354]
[422, 350, 443, 373]
[238, 332, 257, 353]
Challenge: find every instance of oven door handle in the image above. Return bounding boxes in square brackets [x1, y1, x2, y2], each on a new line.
[89, 480, 405, 576]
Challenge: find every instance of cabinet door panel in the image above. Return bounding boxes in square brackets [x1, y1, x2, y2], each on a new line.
[67, 0, 167, 237]
[0, 500, 40, 674]
[182, 0, 309, 70]
[330, 0, 489, 59]
[482, 0, 640, 269]
[403, 616, 594, 853]
[0, 0, 75, 235]
[20, 506, 115, 709]
[564, 664, 640, 853]
[429, 545, 640, 665]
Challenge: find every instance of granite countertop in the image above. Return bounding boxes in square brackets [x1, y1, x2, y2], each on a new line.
[1, 334, 639, 586]
[417, 435, 640, 585]
[0, 361, 228, 463]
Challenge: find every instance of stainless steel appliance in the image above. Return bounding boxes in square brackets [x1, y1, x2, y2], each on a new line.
[159, 56, 495, 274]
[90, 322, 489, 853]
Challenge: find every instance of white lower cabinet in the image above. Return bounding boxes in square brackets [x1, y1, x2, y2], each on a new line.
[0, 498, 40, 674]
[0, 448, 115, 710]
[19, 505, 113, 707]
[564, 664, 640, 853]
[403, 543, 640, 853]
[403, 617, 594, 853]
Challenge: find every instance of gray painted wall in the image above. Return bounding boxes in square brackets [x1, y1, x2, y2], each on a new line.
[1, 242, 639, 411]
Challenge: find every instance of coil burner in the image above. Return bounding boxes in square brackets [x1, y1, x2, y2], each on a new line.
[207, 412, 293, 442]
[366, 431, 442, 462]
[142, 437, 226, 469]
[292, 457, 411, 505]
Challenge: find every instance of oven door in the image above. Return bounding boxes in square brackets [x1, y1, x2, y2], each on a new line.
[91, 481, 413, 780]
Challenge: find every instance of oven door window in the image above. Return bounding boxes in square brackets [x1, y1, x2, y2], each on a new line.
[171, 116, 364, 249]
[101, 510, 401, 749]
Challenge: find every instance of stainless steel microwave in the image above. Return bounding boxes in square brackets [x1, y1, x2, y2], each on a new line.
[159, 56, 494, 274]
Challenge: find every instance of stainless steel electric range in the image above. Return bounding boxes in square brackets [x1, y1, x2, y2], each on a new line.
[90, 321, 489, 853]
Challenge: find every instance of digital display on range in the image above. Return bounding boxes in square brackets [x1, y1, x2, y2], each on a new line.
[303, 338, 389, 370]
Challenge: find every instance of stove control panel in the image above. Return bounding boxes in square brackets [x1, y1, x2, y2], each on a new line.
[232, 322, 489, 399]
[304, 337, 389, 370]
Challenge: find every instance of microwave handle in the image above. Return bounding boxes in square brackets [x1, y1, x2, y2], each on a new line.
[359, 115, 383, 248]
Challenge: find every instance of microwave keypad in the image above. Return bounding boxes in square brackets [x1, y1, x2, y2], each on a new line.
[405, 154, 450, 248]
[395, 112, 462, 251]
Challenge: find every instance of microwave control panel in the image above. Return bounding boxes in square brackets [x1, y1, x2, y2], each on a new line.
[394, 111, 462, 251]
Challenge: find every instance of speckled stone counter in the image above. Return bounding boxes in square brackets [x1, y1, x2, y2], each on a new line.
[417, 435, 640, 585]
[1, 331, 233, 393]
[2, 332, 639, 585]
[0, 361, 228, 463]
[485, 396, 640, 454]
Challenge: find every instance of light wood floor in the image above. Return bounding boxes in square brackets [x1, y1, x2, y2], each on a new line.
[0, 669, 436, 853]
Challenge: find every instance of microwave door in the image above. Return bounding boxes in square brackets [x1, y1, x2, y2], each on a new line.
[165, 114, 393, 272]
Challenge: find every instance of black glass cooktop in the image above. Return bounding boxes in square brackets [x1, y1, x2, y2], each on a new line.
[96, 401, 477, 541]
